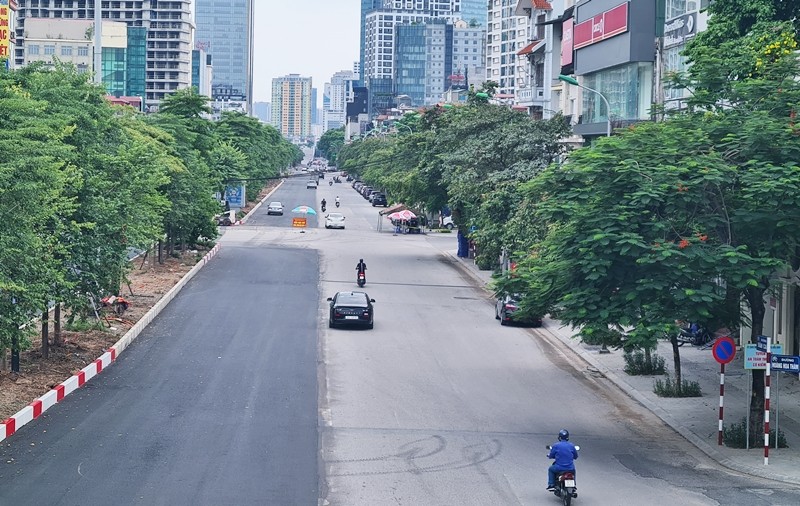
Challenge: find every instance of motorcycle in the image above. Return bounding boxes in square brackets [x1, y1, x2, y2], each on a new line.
[329, 180, 333, 186]
[676, 324, 711, 347]
[357, 271, 366, 287]
[547, 445, 580, 505]
[321, 204, 326, 212]
[335, 201, 340, 208]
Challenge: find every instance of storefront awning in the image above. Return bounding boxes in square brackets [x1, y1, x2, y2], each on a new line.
[517, 40, 546, 56]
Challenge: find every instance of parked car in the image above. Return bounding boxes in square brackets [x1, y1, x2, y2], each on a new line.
[307, 180, 318, 189]
[371, 193, 388, 207]
[495, 294, 542, 327]
[327, 291, 375, 329]
[324, 212, 346, 229]
[266, 202, 284, 215]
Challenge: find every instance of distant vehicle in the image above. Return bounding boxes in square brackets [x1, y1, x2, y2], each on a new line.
[327, 291, 375, 329]
[442, 216, 455, 230]
[325, 212, 346, 229]
[371, 193, 388, 207]
[495, 294, 543, 327]
[266, 202, 284, 215]
[306, 180, 318, 189]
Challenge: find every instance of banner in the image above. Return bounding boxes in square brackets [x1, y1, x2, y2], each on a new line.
[0, 1, 10, 60]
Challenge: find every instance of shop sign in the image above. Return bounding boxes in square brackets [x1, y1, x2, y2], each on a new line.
[561, 17, 574, 66]
[664, 12, 697, 49]
[573, 2, 629, 50]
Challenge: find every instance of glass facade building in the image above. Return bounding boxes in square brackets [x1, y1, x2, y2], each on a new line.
[395, 25, 428, 106]
[125, 27, 146, 99]
[194, 0, 254, 112]
[458, 0, 487, 27]
[102, 47, 127, 97]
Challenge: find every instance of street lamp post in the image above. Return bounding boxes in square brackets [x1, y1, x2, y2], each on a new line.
[558, 74, 611, 137]
[394, 123, 413, 135]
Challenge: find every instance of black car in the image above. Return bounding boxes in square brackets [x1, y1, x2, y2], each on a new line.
[371, 193, 388, 207]
[328, 291, 375, 329]
[495, 294, 542, 327]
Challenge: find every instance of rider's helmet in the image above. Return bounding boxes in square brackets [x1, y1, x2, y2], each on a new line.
[558, 429, 569, 441]
[359, 258, 364, 263]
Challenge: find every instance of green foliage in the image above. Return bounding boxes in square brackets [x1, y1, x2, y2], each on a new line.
[653, 373, 701, 397]
[623, 351, 666, 376]
[723, 417, 788, 448]
[0, 65, 296, 359]
[317, 127, 345, 164]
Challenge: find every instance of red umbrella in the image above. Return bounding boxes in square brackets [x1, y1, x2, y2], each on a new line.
[387, 209, 416, 221]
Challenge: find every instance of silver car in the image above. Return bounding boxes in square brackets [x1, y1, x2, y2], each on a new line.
[325, 212, 346, 229]
[266, 201, 283, 215]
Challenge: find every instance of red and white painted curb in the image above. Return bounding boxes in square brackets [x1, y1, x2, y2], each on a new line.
[1, 243, 222, 444]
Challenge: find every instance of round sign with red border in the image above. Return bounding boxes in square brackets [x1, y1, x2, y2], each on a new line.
[712, 336, 737, 364]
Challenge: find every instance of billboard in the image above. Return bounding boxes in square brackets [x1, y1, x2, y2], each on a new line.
[0, 1, 10, 60]
[573, 1, 629, 50]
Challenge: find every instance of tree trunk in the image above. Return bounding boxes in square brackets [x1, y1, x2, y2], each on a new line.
[670, 332, 682, 392]
[54, 303, 62, 346]
[158, 239, 164, 265]
[746, 286, 767, 444]
[41, 306, 50, 359]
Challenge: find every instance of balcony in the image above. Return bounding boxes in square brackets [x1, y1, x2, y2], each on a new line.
[515, 86, 545, 106]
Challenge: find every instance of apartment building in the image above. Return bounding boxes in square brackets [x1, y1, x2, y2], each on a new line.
[13, 0, 193, 111]
[271, 74, 312, 140]
[486, 0, 529, 97]
[323, 70, 356, 132]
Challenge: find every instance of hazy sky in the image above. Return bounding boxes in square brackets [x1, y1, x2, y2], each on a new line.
[252, 1, 361, 105]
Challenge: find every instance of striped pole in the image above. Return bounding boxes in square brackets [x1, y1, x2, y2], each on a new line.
[764, 337, 771, 465]
[718, 362, 725, 445]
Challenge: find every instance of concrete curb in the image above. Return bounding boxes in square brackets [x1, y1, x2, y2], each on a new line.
[441, 249, 800, 485]
[1, 243, 222, 444]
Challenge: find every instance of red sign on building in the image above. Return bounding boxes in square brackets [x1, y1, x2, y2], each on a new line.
[573, 2, 629, 50]
[561, 17, 574, 66]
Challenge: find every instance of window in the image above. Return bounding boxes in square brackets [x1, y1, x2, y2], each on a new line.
[61, 46, 73, 56]
[78, 46, 89, 56]
[28, 45, 40, 55]
[44, 45, 56, 55]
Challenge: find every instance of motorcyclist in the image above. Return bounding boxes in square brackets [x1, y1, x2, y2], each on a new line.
[547, 429, 578, 492]
[355, 259, 367, 275]
[335, 196, 340, 206]
[321, 198, 327, 211]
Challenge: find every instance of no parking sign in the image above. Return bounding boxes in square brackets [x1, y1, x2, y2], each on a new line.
[712, 336, 736, 364]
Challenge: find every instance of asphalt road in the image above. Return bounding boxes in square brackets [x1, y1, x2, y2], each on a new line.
[2, 176, 800, 505]
[0, 181, 320, 504]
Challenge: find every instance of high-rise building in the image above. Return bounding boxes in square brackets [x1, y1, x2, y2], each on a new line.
[486, 0, 529, 97]
[192, 49, 213, 97]
[194, 0, 255, 114]
[311, 87, 319, 124]
[322, 70, 356, 132]
[253, 102, 272, 124]
[458, 0, 488, 26]
[13, 1, 193, 111]
[395, 19, 485, 106]
[271, 74, 312, 139]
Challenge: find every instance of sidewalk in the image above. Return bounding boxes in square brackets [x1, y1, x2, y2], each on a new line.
[440, 246, 800, 485]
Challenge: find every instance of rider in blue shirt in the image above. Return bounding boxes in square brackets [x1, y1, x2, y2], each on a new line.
[547, 429, 579, 491]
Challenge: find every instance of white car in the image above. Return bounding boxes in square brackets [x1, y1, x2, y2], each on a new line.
[307, 180, 318, 189]
[325, 212, 346, 229]
[267, 201, 283, 215]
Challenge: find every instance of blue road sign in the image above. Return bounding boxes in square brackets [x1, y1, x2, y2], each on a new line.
[771, 354, 800, 374]
[756, 335, 769, 352]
